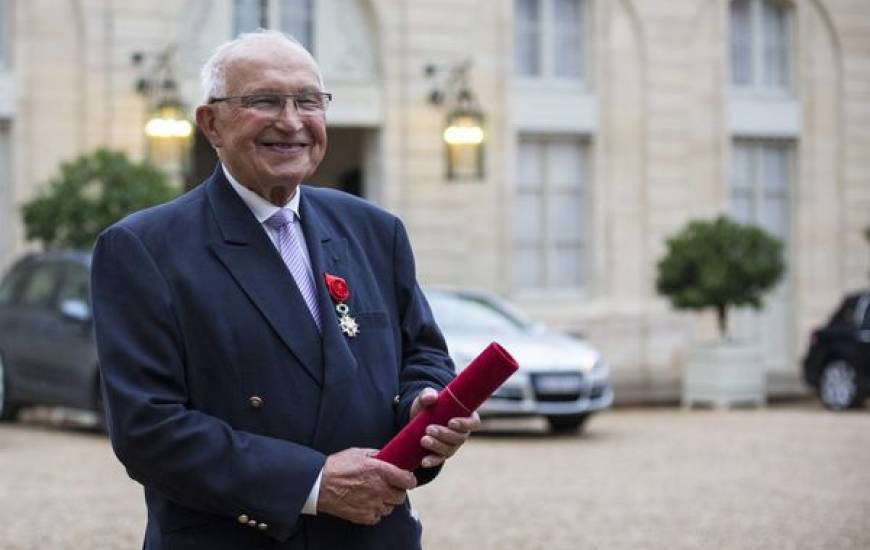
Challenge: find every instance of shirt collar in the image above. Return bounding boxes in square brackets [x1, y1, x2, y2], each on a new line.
[222, 163, 301, 224]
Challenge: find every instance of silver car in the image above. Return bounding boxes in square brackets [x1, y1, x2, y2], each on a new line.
[425, 288, 613, 433]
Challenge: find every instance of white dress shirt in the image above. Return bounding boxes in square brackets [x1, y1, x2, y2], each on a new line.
[223, 164, 323, 516]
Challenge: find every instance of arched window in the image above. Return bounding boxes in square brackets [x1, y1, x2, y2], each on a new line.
[730, 0, 793, 91]
[514, 0, 589, 82]
[234, 0, 313, 52]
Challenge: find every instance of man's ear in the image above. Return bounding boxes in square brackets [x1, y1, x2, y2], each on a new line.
[195, 105, 223, 148]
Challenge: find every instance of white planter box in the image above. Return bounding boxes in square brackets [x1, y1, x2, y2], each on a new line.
[682, 342, 766, 409]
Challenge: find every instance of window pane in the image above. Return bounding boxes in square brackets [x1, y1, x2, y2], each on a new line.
[549, 190, 585, 245]
[234, 0, 266, 36]
[0, 267, 29, 306]
[427, 293, 528, 334]
[547, 139, 585, 189]
[514, 192, 543, 245]
[549, 244, 584, 287]
[513, 246, 542, 288]
[762, 0, 789, 88]
[761, 142, 789, 191]
[0, 0, 6, 67]
[761, 194, 789, 241]
[830, 297, 858, 327]
[731, 142, 754, 190]
[514, 135, 588, 290]
[57, 264, 90, 304]
[517, 139, 543, 189]
[730, 0, 753, 86]
[515, 0, 541, 76]
[730, 139, 793, 243]
[19, 265, 58, 307]
[516, 0, 539, 27]
[281, 0, 313, 51]
[731, 193, 753, 224]
[553, 0, 584, 79]
[730, 139, 755, 223]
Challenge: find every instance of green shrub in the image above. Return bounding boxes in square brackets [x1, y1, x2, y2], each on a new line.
[655, 215, 785, 339]
[22, 149, 179, 249]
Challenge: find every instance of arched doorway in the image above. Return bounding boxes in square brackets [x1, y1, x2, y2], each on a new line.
[186, 0, 384, 201]
[185, 126, 379, 200]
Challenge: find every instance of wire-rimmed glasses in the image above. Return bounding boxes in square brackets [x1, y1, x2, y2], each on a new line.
[208, 92, 333, 116]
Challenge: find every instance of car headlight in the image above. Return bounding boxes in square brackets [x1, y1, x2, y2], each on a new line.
[580, 354, 600, 372]
[589, 359, 610, 382]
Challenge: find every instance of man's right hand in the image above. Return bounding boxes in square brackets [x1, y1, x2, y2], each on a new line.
[317, 448, 417, 525]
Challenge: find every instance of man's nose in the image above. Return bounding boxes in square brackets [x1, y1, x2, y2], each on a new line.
[274, 100, 304, 130]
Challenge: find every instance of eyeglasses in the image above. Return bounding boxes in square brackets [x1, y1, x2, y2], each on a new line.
[208, 92, 333, 116]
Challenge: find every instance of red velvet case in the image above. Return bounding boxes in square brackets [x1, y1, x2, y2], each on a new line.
[375, 342, 519, 471]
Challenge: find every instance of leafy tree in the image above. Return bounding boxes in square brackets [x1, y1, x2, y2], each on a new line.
[655, 215, 785, 339]
[22, 149, 179, 249]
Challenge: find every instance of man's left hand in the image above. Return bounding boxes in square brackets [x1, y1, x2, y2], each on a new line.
[409, 388, 481, 468]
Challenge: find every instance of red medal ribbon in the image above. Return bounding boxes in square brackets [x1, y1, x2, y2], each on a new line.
[323, 273, 350, 303]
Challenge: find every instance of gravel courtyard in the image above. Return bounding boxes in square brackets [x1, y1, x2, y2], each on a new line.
[1, 403, 868, 549]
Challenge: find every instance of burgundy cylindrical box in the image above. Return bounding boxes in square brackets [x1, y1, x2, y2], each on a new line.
[375, 342, 519, 471]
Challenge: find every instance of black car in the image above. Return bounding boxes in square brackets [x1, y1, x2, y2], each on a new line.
[803, 290, 870, 410]
[0, 251, 101, 422]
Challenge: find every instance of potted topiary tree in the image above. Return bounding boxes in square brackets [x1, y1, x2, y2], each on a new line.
[656, 215, 785, 408]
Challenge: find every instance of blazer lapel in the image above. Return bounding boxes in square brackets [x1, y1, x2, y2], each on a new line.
[204, 170, 324, 386]
[299, 191, 359, 450]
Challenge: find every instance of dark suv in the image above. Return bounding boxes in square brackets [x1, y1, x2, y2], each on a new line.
[0, 251, 100, 422]
[803, 290, 870, 410]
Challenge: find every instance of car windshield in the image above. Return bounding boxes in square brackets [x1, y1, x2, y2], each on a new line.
[426, 291, 530, 335]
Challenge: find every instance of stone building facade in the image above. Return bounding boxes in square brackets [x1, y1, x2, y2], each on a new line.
[1, 0, 868, 401]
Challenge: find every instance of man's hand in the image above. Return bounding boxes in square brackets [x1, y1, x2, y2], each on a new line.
[410, 388, 482, 468]
[317, 448, 417, 525]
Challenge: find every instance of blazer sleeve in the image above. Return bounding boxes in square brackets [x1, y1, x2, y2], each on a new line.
[91, 225, 324, 542]
[391, 218, 456, 435]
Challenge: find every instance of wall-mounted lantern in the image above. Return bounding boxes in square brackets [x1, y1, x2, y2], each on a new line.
[144, 103, 193, 139]
[425, 61, 485, 181]
[132, 46, 192, 182]
[133, 47, 192, 141]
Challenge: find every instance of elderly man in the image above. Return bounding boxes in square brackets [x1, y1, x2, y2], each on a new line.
[91, 30, 479, 550]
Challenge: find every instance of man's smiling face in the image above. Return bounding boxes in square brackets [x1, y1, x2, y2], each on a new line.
[200, 41, 327, 205]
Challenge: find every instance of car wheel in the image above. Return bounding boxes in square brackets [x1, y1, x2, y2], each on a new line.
[819, 360, 860, 410]
[547, 413, 590, 434]
[0, 353, 20, 422]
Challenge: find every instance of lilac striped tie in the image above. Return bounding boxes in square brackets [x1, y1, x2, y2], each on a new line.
[265, 209, 321, 330]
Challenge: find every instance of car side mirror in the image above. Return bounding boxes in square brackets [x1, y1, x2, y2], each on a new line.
[59, 298, 91, 323]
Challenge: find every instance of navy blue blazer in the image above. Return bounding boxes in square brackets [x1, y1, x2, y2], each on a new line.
[91, 168, 455, 549]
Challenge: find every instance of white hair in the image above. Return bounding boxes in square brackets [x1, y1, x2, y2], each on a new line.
[199, 30, 324, 104]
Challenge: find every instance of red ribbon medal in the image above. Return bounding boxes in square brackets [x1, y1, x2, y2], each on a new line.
[323, 273, 359, 337]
